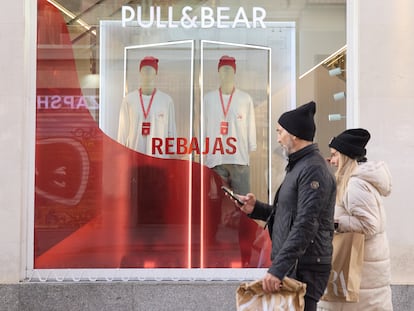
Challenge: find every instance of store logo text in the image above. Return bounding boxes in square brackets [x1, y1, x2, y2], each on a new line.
[122, 6, 267, 29]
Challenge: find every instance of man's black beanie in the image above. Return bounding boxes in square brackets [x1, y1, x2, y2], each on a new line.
[278, 101, 316, 141]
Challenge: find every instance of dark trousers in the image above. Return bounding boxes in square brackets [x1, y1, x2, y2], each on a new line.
[295, 264, 331, 311]
[304, 296, 317, 311]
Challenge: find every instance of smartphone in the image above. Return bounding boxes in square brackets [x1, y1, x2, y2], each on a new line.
[221, 186, 245, 206]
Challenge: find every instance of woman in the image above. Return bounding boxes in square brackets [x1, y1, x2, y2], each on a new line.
[318, 128, 393, 310]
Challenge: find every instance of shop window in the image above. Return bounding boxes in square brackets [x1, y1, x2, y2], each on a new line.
[33, 0, 296, 281]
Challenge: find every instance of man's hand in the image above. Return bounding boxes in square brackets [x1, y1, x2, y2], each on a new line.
[237, 193, 256, 214]
[262, 272, 282, 293]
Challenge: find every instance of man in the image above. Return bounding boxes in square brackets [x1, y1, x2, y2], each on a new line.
[236, 101, 336, 310]
[117, 56, 176, 158]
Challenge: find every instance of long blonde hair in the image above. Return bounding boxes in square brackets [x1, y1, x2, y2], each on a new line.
[335, 153, 358, 204]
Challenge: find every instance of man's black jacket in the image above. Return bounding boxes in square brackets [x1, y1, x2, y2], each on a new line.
[249, 144, 336, 280]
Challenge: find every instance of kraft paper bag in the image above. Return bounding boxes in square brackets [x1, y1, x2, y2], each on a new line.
[236, 277, 306, 311]
[321, 232, 365, 302]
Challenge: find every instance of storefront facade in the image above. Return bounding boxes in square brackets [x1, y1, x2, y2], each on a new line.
[1, 0, 414, 309]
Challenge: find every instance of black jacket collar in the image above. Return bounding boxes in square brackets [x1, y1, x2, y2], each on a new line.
[286, 143, 318, 171]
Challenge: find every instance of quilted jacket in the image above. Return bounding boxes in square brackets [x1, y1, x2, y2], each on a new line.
[250, 144, 336, 280]
[318, 161, 393, 311]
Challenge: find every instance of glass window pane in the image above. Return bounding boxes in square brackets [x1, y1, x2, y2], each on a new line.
[33, 0, 344, 280]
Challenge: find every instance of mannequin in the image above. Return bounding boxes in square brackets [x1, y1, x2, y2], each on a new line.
[203, 55, 257, 267]
[117, 56, 176, 157]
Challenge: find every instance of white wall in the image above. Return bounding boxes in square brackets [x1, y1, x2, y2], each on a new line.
[0, 0, 34, 282]
[349, 0, 414, 284]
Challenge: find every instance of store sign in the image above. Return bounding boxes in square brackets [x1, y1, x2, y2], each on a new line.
[152, 137, 237, 155]
[122, 6, 267, 29]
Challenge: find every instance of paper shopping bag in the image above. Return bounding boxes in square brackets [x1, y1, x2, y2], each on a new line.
[236, 277, 306, 311]
[321, 232, 365, 302]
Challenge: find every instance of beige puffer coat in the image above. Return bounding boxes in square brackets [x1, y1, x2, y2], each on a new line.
[318, 161, 393, 311]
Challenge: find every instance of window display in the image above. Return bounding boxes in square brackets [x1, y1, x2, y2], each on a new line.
[33, 0, 295, 280]
[117, 56, 177, 157]
[203, 55, 257, 267]
[201, 52, 261, 268]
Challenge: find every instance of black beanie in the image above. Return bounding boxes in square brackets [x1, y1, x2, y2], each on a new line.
[329, 128, 371, 159]
[278, 101, 316, 141]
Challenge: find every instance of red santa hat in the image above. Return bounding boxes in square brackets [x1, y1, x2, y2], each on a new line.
[140, 56, 159, 73]
[218, 55, 236, 73]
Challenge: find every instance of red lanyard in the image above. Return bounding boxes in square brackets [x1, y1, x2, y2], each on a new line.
[139, 88, 156, 119]
[219, 87, 235, 118]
